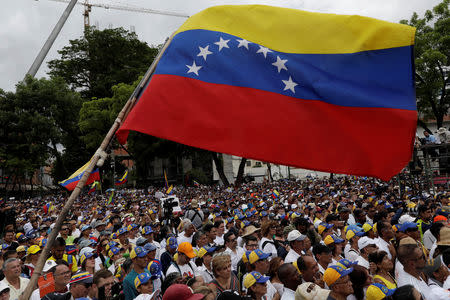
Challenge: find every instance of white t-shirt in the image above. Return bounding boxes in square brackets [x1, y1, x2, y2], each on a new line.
[375, 237, 392, 259]
[423, 229, 436, 250]
[177, 233, 193, 245]
[284, 249, 300, 263]
[166, 261, 198, 278]
[224, 246, 245, 271]
[198, 265, 214, 283]
[356, 256, 370, 269]
[428, 278, 450, 300]
[397, 271, 430, 299]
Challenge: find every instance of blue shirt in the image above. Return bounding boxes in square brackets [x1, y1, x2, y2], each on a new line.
[123, 269, 150, 300]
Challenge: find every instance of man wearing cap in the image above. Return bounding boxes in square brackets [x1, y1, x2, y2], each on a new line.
[124, 246, 150, 300]
[247, 249, 279, 299]
[166, 242, 199, 278]
[24, 245, 41, 277]
[1, 258, 29, 300]
[323, 265, 354, 300]
[162, 284, 204, 300]
[278, 263, 302, 300]
[416, 205, 432, 244]
[142, 226, 161, 260]
[356, 237, 378, 270]
[160, 237, 178, 275]
[423, 256, 450, 299]
[0, 281, 10, 300]
[284, 230, 307, 263]
[69, 271, 94, 299]
[185, 199, 204, 229]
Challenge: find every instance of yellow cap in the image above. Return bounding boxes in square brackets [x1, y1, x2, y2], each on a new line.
[243, 271, 270, 289]
[27, 245, 41, 255]
[366, 283, 396, 300]
[362, 223, 372, 233]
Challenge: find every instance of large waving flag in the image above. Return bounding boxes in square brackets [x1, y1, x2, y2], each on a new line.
[115, 170, 128, 186]
[59, 159, 100, 191]
[116, 5, 417, 181]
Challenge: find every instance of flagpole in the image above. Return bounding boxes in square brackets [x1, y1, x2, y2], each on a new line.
[20, 34, 175, 300]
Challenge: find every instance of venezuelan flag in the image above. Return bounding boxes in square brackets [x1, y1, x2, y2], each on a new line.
[164, 170, 169, 189]
[272, 190, 280, 199]
[193, 180, 200, 187]
[117, 5, 417, 181]
[115, 170, 128, 186]
[59, 159, 100, 191]
[166, 184, 174, 195]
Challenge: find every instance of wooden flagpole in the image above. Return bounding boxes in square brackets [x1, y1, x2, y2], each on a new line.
[20, 34, 174, 300]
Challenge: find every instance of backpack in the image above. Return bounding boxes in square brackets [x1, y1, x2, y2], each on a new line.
[261, 240, 287, 260]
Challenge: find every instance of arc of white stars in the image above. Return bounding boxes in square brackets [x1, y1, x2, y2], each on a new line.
[256, 46, 272, 58]
[272, 56, 288, 73]
[186, 61, 202, 76]
[214, 37, 230, 51]
[282, 76, 298, 93]
[236, 38, 250, 50]
[197, 45, 212, 61]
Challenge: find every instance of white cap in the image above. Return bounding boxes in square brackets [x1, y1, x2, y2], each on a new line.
[0, 281, 9, 293]
[287, 230, 307, 242]
[358, 237, 376, 250]
[398, 214, 415, 224]
[79, 246, 95, 258]
[43, 260, 58, 273]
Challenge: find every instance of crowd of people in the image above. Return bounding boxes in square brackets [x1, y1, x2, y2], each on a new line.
[0, 176, 449, 300]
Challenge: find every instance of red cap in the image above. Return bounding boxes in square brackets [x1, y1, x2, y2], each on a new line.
[434, 215, 448, 222]
[162, 284, 204, 300]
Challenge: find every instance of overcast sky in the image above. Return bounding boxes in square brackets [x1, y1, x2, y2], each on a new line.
[0, 0, 441, 92]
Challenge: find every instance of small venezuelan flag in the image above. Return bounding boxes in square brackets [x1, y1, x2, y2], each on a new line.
[166, 185, 174, 195]
[272, 190, 280, 199]
[115, 170, 128, 186]
[193, 180, 200, 187]
[59, 158, 100, 191]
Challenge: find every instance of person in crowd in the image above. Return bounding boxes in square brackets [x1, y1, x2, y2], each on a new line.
[244, 271, 270, 300]
[166, 242, 198, 277]
[0, 258, 29, 300]
[209, 252, 240, 296]
[177, 220, 196, 245]
[356, 237, 378, 270]
[69, 271, 94, 299]
[48, 237, 78, 274]
[278, 263, 302, 300]
[224, 231, 245, 271]
[391, 284, 422, 300]
[260, 221, 278, 259]
[422, 256, 450, 299]
[284, 230, 307, 263]
[375, 222, 396, 260]
[196, 246, 216, 283]
[268, 257, 284, 297]
[160, 237, 178, 274]
[323, 265, 354, 300]
[347, 265, 372, 300]
[123, 246, 150, 300]
[368, 250, 397, 289]
[313, 244, 332, 276]
[91, 269, 115, 300]
[185, 199, 204, 230]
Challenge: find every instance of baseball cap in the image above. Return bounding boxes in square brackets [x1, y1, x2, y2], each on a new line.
[358, 237, 376, 250]
[130, 246, 148, 259]
[79, 239, 94, 249]
[323, 234, 344, 246]
[399, 222, 418, 232]
[79, 247, 95, 258]
[366, 283, 396, 300]
[39, 239, 47, 248]
[43, 260, 57, 273]
[243, 271, 270, 289]
[27, 245, 41, 255]
[287, 230, 307, 242]
[434, 215, 448, 222]
[178, 242, 196, 259]
[337, 259, 358, 269]
[249, 249, 271, 264]
[147, 261, 162, 278]
[197, 246, 217, 258]
[323, 265, 353, 286]
[81, 225, 91, 232]
[162, 284, 204, 300]
[118, 227, 128, 235]
[70, 272, 93, 285]
[142, 226, 153, 235]
[134, 272, 151, 289]
[423, 256, 443, 277]
[127, 224, 139, 231]
[362, 223, 373, 233]
[16, 245, 27, 253]
[399, 237, 417, 246]
[0, 281, 9, 294]
[166, 237, 178, 250]
[318, 223, 334, 234]
[80, 252, 97, 265]
[144, 243, 157, 252]
[346, 229, 364, 240]
[108, 247, 121, 258]
[295, 282, 330, 300]
[136, 237, 148, 247]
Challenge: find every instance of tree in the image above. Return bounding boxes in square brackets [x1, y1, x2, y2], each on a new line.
[0, 76, 84, 189]
[401, 0, 450, 128]
[48, 27, 159, 100]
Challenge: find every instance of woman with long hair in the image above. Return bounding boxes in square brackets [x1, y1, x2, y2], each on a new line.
[368, 250, 396, 289]
[347, 265, 372, 300]
[268, 257, 284, 297]
[259, 221, 278, 258]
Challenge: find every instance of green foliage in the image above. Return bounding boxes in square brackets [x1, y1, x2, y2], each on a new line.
[185, 168, 209, 184]
[0, 76, 85, 183]
[401, 0, 450, 127]
[48, 27, 158, 100]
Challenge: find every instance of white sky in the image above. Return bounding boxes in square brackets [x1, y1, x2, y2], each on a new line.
[0, 0, 441, 92]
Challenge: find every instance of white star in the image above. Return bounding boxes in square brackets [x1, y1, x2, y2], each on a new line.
[272, 56, 288, 73]
[282, 76, 298, 93]
[197, 45, 212, 61]
[214, 37, 230, 51]
[186, 61, 202, 76]
[256, 46, 272, 58]
[236, 39, 250, 50]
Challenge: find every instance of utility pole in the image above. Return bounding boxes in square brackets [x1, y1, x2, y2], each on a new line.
[26, 0, 78, 78]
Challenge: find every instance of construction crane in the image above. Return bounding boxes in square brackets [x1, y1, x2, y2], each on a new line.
[42, 0, 189, 29]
